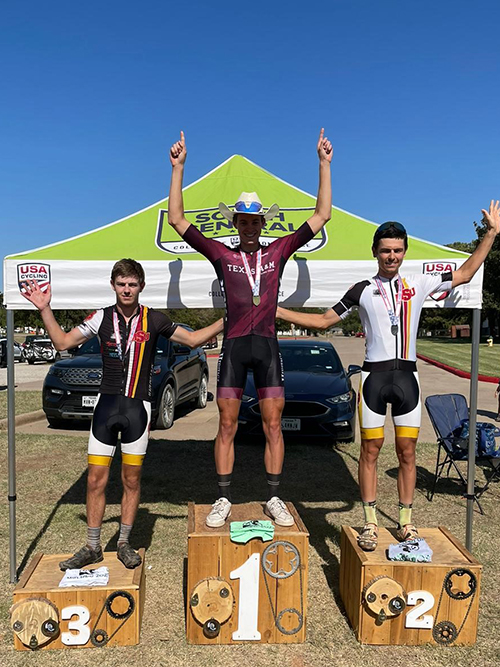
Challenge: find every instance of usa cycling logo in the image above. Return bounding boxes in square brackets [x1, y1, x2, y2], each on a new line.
[17, 263, 51, 294]
[422, 261, 456, 301]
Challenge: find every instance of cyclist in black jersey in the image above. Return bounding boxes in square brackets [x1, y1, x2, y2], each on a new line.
[278, 200, 500, 550]
[22, 259, 223, 569]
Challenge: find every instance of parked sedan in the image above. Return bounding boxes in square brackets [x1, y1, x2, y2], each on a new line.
[42, 330, 209, 429]
[237, 339, 361, 441]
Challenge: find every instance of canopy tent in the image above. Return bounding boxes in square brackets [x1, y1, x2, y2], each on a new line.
[3, 155, 482, 581]
[4, 155, 481, 309]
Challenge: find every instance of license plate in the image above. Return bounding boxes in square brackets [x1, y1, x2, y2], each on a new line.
[281, 418, 301, 431]
[82, 396, 98, 408]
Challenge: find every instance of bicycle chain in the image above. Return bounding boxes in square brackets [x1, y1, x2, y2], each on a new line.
[261, 541, 304, 636]
[432, 568, 477, 645]
[90, 590, 135, 647]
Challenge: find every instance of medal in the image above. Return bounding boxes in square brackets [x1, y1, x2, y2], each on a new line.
[375, 275, 403, 337]
[113, 306, 142, 360]
[240, 248, 262, 307]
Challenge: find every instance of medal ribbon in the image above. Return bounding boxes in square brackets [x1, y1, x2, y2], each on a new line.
[113, 306, 142, 361]
[240, 249, 262, 298]
[375, 275, 403, 327]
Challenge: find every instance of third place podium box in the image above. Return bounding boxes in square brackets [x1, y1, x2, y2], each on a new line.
[340, 526, 481, 646]
[186, 501, 309, 644]
[12, 551, 145, 651]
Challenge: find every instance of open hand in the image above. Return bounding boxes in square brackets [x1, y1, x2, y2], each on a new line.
[20, 279, 51, 311]
[170, 131, 187, 167]
[317, 128, 333, 163]
[482, 200, 500, 235]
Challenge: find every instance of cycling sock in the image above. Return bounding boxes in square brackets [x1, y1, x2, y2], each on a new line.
[217, 474, 232, 502]
[118, 523, 133, 546]
[362, 500, 378, 525]
[399, 502, 413, 527]
[266, 472, 281, 500]
[87, 526, 102, 550]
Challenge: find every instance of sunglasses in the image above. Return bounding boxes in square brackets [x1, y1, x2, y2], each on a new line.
[234, 201, 263, 213]
[375, 221, 407, 234]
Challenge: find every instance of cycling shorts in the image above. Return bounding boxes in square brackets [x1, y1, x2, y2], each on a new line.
[88, 393, 151, 467]
[217, 335, 284, 401]
[358, 360, 420, 440]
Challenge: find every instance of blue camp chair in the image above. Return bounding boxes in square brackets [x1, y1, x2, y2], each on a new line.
[425, 393, 500, 514]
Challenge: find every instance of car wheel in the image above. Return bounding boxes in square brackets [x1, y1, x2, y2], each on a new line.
[157, 383, 175, 429]
[54, 352, 61, 362]
[194, 373, 208, 409]
[28, 358, 35, 365]
[47, 417, 66, 429]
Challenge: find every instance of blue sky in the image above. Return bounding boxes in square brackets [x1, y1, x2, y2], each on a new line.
[2, 0, 500, 290]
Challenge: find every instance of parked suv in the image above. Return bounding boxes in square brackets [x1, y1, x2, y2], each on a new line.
[42, 329, 209, 429]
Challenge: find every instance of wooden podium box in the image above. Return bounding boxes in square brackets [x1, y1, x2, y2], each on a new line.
[340, 526, 481, 646]
[186, 501, 308, 644]
[12, 550, 145, 650]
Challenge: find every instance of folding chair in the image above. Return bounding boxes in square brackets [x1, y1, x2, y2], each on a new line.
[425, 394, 483, 513]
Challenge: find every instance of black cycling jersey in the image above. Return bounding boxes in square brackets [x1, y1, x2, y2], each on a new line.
[78, 305, 177, 401]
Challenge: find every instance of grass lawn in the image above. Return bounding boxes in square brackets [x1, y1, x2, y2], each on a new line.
[417, 339, 500, 379]
[1, 433, 499, 667]
[0, 391, 42, 420]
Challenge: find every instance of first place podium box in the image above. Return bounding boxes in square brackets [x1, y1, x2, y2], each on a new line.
[12, 550, 146, 651]
[340, 526, 482, 646]
[186, 501, 309, 644]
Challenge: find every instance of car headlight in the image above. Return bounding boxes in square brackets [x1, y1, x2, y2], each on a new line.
[241, 394, 256, 403]
[47, 366, 64, 377]
[326, 391, 352, 404]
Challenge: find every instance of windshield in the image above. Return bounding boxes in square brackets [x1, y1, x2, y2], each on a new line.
[75, 336, 101, 355]
[279, 344, 342, 374]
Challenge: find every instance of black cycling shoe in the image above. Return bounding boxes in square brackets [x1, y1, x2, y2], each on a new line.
[117, 543, 142, 569]
[59, 545, 103, 571]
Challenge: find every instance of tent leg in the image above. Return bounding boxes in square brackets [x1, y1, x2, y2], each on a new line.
[7, 310, 17, 583]
[466, 308, 481, 552]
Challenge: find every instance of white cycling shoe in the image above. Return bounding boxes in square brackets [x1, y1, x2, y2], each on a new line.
[206, 497, 232, 528]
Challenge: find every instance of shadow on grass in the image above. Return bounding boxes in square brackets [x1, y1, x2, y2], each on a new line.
[17, 438, 360, 599]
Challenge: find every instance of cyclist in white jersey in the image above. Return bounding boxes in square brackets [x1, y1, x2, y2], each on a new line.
[277, 200, 500, 550]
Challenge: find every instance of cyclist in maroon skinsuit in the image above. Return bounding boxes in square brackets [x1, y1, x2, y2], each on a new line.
[168, 130, 332, 527]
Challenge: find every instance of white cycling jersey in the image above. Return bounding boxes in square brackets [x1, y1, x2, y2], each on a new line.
[332, 272, 453, 363]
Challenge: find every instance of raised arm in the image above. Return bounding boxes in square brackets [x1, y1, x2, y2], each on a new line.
[171, 318, 224, 349]
[306, 128, 333, 235]
[168, 131, 191, 237]
[21, 280, 88, 350]
[277, 306, 340, 331]
[452, 200, 500, 287]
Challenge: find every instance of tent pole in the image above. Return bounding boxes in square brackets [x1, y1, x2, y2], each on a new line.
[466, 308, 481, 552]
[7, 309, 17, 582]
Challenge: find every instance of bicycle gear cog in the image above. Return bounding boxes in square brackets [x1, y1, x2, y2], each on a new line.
[262, 541, 300, 579]
[433, 620, 458, 645]
[105, 590, 135, 619]
[275, 608, 303, 635]
[90, 629, 109, 647]
[444, 569, 476, 600]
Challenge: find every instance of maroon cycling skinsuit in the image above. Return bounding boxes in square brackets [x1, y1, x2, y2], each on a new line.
[183, 222, 315, 399]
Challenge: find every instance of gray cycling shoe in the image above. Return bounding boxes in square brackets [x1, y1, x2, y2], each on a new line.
[59, 545, 104, 571]
[117, 543, 142, 569]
